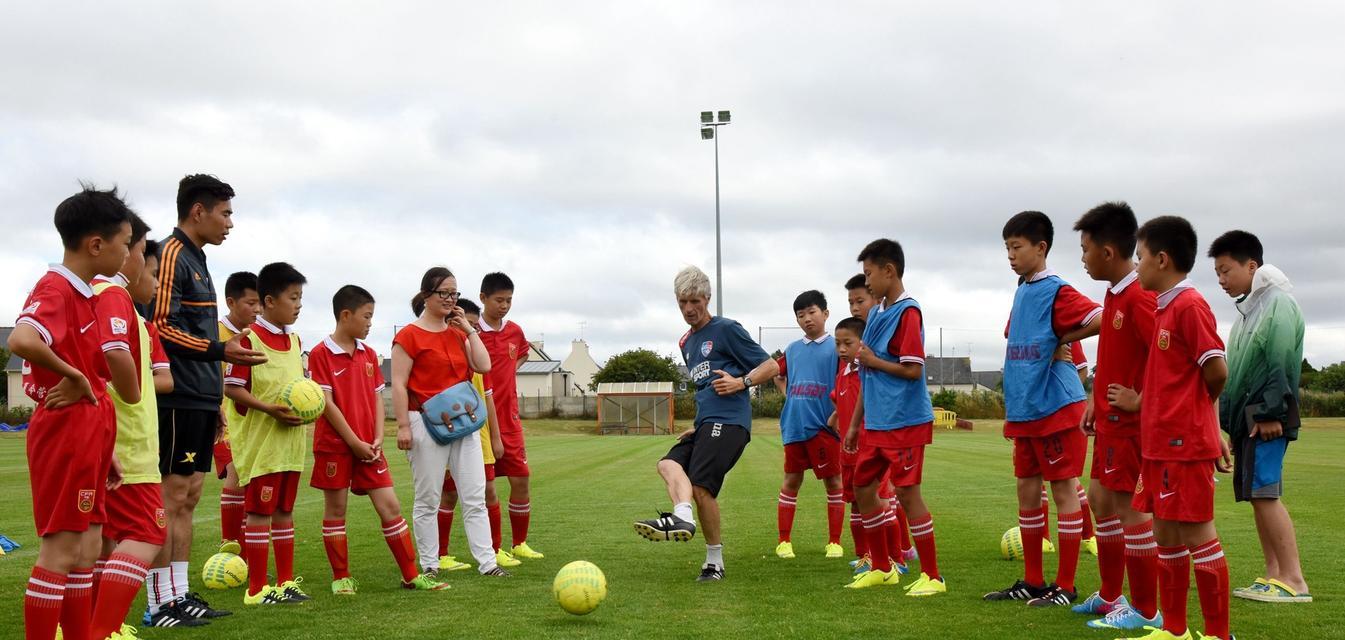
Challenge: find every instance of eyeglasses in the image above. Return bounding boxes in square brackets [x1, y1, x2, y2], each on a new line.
[431, 289, 461, 301]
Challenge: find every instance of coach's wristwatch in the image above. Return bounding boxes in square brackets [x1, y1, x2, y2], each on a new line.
[742, 375, 754, 390]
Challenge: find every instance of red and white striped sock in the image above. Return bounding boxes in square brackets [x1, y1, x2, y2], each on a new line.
[1076, 485, 1095, 539]
[272, 525, 296, 585]
[862, 509, 894, 572]
[1191, 538, 1230, 640]
[437, 506, 454, 557]
[24, 566, 65, 640]
[1055, 511, 1084, 592]
[487, 502, 502, 552]
[1094, 515, 1126, 602]
[1020, 508, 1046, 586]
[58, 566, 93, 640]
[508, 500, 531, 547]
[322, 519, 350, 580]
[220, 488, 246, 544]
[1125, 521, 1160, 619]
[1158, 545, 1191, 636]
[1040, 488, 1052, 542]
[848, 508, 866, 558]
[891, 498, 913, 553]
[90, 557, 107, 603]
[244, 525, 270, 596]
[908, 512, 941, 580]
[89, 553, 149, 639]
[826, 491, 845, 545]
[777, 490, 798, 543]
[383, 517, 420, 582]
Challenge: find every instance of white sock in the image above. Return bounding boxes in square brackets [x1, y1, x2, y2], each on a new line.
[705, 543, 724, 568]
[673, 502, 695, 524]
[170, 561, 189, 599]
[146, 567, 173, 613]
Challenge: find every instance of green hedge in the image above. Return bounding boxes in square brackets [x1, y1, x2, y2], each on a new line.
[1298, 390, 1345, 418]
[1, 405, 34, 425]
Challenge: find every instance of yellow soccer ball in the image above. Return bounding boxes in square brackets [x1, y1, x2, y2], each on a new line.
[282, 378, 326, 424]
[202, 552, 247, 589]
[553, 560, 607, 615]
[1001, 526, 1025, 561]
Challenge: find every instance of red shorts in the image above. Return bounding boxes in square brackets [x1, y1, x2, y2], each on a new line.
[1089, 432, 1142, 493]
[213, 441, 233, 479]
[244, 471, 301, 515]
[1131, 459, 1215, 523]
[852, 424, 932, 489]
[493, 432, 530, 478]
[103, 482, 166, 545]
[841, 462, 898, 502]
[783, 432, 841, 478]
[27, 401, 116, 536]
[1013, 427, 1087, 481]
[443, 463, 496, 494]
[310, 451, 393, 496]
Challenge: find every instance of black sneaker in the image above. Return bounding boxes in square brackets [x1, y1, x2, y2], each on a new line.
[696, 564, 724, 582]
[633, 512, 697, 542]
[1026, 584, 1078, 607]
[983, 579, 1050, 601]
[279, 580, 312, 603]
[178, 592, 232, 618]
[483, 567, 512, 577]
[147, 601, 210, 627]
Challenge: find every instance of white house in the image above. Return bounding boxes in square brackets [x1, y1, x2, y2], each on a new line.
[561, 339, 600, 394]
[516, 340, 575, 399]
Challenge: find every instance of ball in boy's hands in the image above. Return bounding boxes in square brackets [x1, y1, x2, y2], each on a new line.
[281, 378, 325, 424]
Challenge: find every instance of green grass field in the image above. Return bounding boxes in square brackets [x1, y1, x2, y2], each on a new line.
[1, 419, 1342, 639]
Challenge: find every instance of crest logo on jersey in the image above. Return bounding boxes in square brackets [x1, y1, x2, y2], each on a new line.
[366, 363, 375, 377]
[110, 317, 129, 336]
[701, 341, 714, 357]
[260, 486, 274, 503]
[155, 508, 167, 529]
[508, 344, 518, 360]
[78, 490, 95, 513]
[326, 461, 338, 478]
[1134, 473, 1145, 495]
[1157, 329, 1171, 351]
[1112, 310, 1125, 330]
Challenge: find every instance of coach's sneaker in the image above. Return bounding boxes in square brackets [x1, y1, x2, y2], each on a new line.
[1074, 591, 1127, 615]
[824, 542, 844, 558]
[1027, 583, 1078, 607]
[696, 563, 724, 582]
[180, 592, 232, 618]
[1114, 627, 1192, 640]
[775, 541, 796, 559]
[482, 567, 512, 577]
[403, 573, 452, 591]
[844, 568, 900, 589]
[495, 550, 522, 567]
[1083, 536, 1099, 556]
[1231, 577, 1269, 600]
[279, 578, 312, 603]
[438, 555, 472, 572]
[904, 572, 947, 597]
[983, 579, 1050, 601]
[146, 600, 210, 627]
[511, 542, 545, 559]
[242, 585, 288, 606]
[219, 540, 242, 556]
[1242, 578, 1312, 603]
[1087, 604, 1163, 630]
[331, 577, 358, 596]
[634, 511, 697, 542]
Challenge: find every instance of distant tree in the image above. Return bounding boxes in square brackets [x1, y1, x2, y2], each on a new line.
[1301, 359, 1317, 389]
[1307, 361, 1345, 393]
[590, 349, 684, 391]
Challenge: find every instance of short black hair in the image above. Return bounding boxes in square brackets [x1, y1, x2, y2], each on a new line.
[129, 212, 151, 246]
[143, 239, 160, 259]
[257, 262, 307, 303]
[457, 298, 481, 316]
[54, 184, 135, 251]
[1073, 201, 1137, 257]
[836, 316, 866, 337]
[1137, 215, 1198, 273]
[176, 174, 235, 222]
[224, 271, 258, 300]
[856, 239, 906, 278]
[481, 272, 515, 296]
[1207, 230, 1263, 266]
[844, 274, 867, 291]
[1002, 211, 1054, 252]
[793, 290, 827, 313]
[332, 284, 375, 320]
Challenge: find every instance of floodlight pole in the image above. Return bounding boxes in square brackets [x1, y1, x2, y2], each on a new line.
[700, 110, 730, 317]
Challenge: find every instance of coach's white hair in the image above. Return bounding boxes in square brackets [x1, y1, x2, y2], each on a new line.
[673, 265, 712, 299]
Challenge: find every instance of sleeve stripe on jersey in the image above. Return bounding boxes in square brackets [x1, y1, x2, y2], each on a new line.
[16, 317, 52, 346]
[224, 377, 246, 386]
[1197, 349, 1226, 366]
[374, 383, 387, 393]
[151, 240, 212, 352]
[899, 356, 925, 364]
[1081, 307, 1103, 327]
[101, 341, 131, 352]
[152, 363, 171, 370]
[317, 384, 333, 391]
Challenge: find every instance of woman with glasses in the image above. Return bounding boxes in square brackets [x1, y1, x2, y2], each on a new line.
[391, 267, 508, 577]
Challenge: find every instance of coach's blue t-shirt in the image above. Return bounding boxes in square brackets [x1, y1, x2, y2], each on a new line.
[681, 317, 771, 430]
[779, 336, 838, 444]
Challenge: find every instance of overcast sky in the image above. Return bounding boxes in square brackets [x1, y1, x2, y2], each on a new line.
[4, 2, 1344, 373]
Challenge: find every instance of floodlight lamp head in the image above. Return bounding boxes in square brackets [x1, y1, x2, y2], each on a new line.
[701, 127, 714, 140]
[700, 111, 714, 124]
[718, 110, 731, 123]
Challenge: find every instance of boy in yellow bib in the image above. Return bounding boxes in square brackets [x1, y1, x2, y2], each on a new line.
[224, 262, 310, 606]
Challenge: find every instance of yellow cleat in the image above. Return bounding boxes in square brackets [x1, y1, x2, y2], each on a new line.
[903, 572, 947, 597]
[243, 585, 289, 605]
[219, 540, 242, 556]
[109, 624, 141, 639]
[1113, 626, 1192, 640]
[495, 550, 522, 567]
[511, 542, 545, 559]
[775, 541, 796, 559]
[844, 568, 901, 589]
[1043, 538, 1056, 553]
[438, 555, 472, 572]
[824, 543, 844, 559]
[1083, 537, 1098, 556]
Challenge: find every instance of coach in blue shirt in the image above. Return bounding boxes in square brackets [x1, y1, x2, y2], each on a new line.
[633, 265, 778, 582]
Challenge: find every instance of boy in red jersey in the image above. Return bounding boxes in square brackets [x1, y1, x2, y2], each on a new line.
[1123, 216, 1233, 640]
[309, 285, 447, 594]
[477, 272, 543, 563]
[1069, 202, 1163, 631]
[985, 211, 1101, 608]
[10, 186, 136, 640]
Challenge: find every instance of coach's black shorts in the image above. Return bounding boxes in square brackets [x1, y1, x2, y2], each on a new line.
[159, 407, 216, 476]
[662, 422, 750, 498]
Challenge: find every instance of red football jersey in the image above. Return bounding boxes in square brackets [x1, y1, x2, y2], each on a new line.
[479, 318, 529, 433]
[146, 323, 170, 371]
[1141, 283, 1225, 461]
[1093, 272, 1157, 437]
[309, 337, 386, 453]
[91, 274, 138, 368]
[832, 361, 861, 441]
[17, 266, 112, 404]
